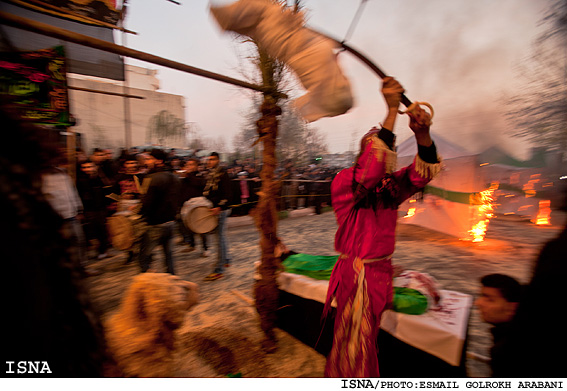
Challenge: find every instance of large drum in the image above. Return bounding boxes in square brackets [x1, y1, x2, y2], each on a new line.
[107, 213, 135, 251]
[181, 197, 218, 234]
[107, 199, 146, 251]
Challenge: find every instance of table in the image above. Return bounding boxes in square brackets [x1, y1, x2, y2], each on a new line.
[261, 268, 472, 377]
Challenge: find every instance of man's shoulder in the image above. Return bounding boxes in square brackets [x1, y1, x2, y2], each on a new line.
[149, 170, 178, 184]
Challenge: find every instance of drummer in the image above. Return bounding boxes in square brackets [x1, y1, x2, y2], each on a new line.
[113, 155, 145, 264]
[178, 157, 209, 256]
[203, 152, 232, 281]
[115, 155, 144, 206]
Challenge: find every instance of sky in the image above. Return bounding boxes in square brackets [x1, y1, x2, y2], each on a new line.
[120, 0, 552, 159]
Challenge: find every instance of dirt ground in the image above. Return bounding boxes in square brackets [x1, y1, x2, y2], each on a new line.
[86, 208, 566, 378]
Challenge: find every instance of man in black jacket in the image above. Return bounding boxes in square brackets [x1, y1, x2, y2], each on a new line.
[76, 160, 109, 261]
[139, 149, 180, 274]
[203, 152, 232, 281]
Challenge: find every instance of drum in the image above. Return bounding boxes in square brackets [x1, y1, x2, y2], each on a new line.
[107, 213, 135, 251]
[181, 197, 218, 234]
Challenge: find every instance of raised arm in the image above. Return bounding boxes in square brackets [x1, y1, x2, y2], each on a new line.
[381, 77, 404, 132]
[353, 77, 404, 189]
[392, 104, 442, 204]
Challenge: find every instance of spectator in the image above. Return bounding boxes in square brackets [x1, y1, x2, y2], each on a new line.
[475, 273, 522, 377]
[76, 159, 110, 261]
[90, 147, 115, 189]
[138, 149, 180, 274]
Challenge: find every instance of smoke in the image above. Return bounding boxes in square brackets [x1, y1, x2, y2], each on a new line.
[305, 0, 550, 160]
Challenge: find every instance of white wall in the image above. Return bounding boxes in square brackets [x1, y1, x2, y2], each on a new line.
[67, 65, 185, 154]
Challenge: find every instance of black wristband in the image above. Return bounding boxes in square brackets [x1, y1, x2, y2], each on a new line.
[417, 142, 439, 164]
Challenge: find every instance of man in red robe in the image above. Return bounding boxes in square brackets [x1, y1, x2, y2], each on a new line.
[324, 77, 442, 377]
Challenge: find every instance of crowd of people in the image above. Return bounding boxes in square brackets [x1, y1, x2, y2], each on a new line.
[45, 144, 342, 281]
[74, 146, 340, 216]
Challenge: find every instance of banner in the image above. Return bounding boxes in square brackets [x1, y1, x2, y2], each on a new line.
[0, 2, 125, 80]
[424, 185, 487, 205]
[0, 45, 72, 126]
[6, 0, 121, 26]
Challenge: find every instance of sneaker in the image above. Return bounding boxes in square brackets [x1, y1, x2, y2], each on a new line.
[201, 250, 211, 257]
[204, 272, 223, 281]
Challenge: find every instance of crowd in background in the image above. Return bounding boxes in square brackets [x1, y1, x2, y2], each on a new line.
[73, 146, 340, 218]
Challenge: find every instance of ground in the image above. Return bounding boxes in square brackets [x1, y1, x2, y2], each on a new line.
[86, 208, 566, 377]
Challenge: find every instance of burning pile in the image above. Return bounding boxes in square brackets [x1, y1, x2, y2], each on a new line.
[467, 183, 499, 243]
[534, 200, 551, 226]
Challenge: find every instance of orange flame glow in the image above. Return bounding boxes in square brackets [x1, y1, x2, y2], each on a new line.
[404, 199, 417, 218]
[534, 200, 551, 225]
[467, 182, 498, 242]
[523, 174, 541, 198]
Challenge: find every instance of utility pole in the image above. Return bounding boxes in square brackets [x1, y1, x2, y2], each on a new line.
[120, 0, 132, 149]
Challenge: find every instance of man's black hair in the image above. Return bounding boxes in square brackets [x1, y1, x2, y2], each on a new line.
[209, 152, 220, 158]
[150, 148, 167, 162]
[480, 274, 523, 303]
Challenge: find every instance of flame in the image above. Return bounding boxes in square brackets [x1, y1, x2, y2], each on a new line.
[534, 200, 551, 225]
[523, 174, 542, 198]
[404, 199, 416, 218]
[467, 182, 498, 242]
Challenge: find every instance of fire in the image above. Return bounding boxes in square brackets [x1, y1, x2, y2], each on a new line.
[467, 182, 498, 242]
[534, 200, 551, 225]
[404, 199, 417, 218]
[469, 220, 489, 243]
[523, 174, 541, 198]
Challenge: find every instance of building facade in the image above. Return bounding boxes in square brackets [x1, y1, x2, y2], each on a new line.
[67, 65, 186, 154]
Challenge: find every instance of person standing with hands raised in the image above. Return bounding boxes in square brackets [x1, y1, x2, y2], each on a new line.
[324, 77, 442, 377]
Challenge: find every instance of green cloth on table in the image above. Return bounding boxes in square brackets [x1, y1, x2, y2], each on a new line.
[281, 253, 339, 280]
[281, 253, 429, 315]
[392, 287, 428, 315]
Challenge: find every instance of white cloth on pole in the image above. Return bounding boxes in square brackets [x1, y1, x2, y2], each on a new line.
[210, 0, 354, 122]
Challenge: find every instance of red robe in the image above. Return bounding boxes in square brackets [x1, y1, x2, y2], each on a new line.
[324, 132, 441, 377]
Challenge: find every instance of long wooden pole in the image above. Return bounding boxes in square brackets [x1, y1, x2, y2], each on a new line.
[67, 85, 144, 99]
[0, 11, 269, 94]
